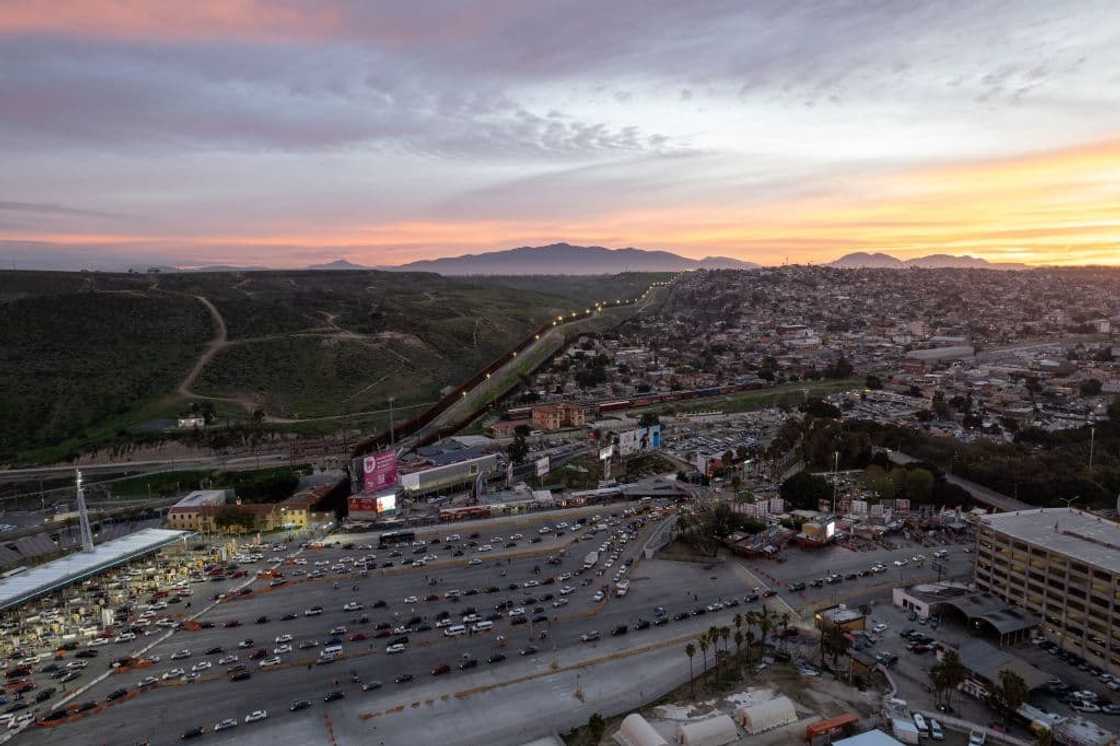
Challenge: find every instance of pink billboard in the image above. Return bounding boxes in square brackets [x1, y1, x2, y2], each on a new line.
[362, 450, 398, 492]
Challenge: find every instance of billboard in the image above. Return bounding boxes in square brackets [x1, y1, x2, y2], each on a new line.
[618, 425, 662, 456]
[535, 456, 551, 477]
[348, 495, 379, 520]
[363, 450, 398, 492]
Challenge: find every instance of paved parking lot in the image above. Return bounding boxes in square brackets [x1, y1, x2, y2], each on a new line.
[16, 507, 770, 746]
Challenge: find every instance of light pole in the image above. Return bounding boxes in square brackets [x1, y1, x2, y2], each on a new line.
[831, 451, 839, 514]
[1089, 426, 1096, 471]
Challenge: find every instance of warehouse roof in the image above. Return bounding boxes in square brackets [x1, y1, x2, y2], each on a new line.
[0, 528, 191, 612]
[980, 508, 1120, 576]
[957, 639, 1049, 691]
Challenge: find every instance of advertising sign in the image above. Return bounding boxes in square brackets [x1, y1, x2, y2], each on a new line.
[535, 456, 551, 478]
[376, 493, 397, 513]
[348, 495, 379, 520]
[599, 445, 614, 461]
[363, 450, 398, 492]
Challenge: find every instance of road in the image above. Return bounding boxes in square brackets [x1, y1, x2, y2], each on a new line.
[883, 450, 1030, 512]
[22, 508, 761, 746]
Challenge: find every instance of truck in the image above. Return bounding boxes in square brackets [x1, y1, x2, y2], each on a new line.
[583, 551, 599, 570]
[615, 580, 630, 598]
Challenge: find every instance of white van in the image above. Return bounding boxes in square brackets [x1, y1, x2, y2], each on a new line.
[444, 625, 466, 638]
[472, 621, 494, 633]
[912, 713, 928, 736]
[322, 645, 343, 657]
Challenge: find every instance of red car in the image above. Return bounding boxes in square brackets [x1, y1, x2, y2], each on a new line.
[349, 633, 367, 642]
[374, 629, 391, 639]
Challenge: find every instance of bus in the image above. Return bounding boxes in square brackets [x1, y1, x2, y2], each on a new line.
[378, 530, 416, 548]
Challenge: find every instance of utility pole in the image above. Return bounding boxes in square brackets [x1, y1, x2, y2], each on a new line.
[389, 397, 396, 450]
[1089, 426, 1096, 471]
[831, 451, 839, 514]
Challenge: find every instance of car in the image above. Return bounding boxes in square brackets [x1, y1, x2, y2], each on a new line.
[592, 591, 605, 602]
[274, 644, 292, 654]
[106, 688, 129, 702]
[360, 680, 383, 692]
[75, 649, 99, 659]
[395, 674, 414, 684]
[404, 595, 418, 604]
[488, 653, 506, 664]
[929, 719, 944, 741]
[968, 731, 986, 746]
[581, 631, 600, 642]
[275, 634, 293, 643]
[137, 676, 158, 688]
[432, 664, 451, 676]
[323, 691, 345, 703]
[386, 644, 406, 655]
[171, 649, 191, 660]
[304, 607, 323, 616]
[162, 667, 186, 680]
[191, 661, 212, 672]
[181, 727, 204, 740]
[218, 655, 238, 665]
[460, 659, 478, 670]
[634, 619, 651, 631]
[290, 700, 312, 712]
[230, 671, 252, 682]
[611, 625, 628, 636]
[520, 645, 539, 656]
[256, 616, 270, 624]
[259, 656, 281, 668]
[238, 639, 255, 649]
[214, 718, 238, 732]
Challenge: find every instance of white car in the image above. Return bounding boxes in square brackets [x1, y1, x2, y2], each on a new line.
[386, 644, 406, 655]
[245, 710, 268, 723]
[343, 602, 363, 612]
[478, 545, 493, 553]
[304, 607, 323, 616]
[893, 560, 907, 567]
[214, 719, 238, 732]
[274, 644, 292, 654]
[508, 608, 526, 617]
[538, 527, 552, 534]
[275, 634, 293, 643]
[468, 558, 483, 566]
[403, 596, 418, 604]
[552, 598, 569, 608]
[162, 668, 185, 680]
[559, 586, 575, 595]
[113, 633, 136, 643]
[872, 623, 889, 633]
[558, 572, 572, 581]
[65, 660, 88, 670]
[218, 655, 238, 665]
[137, 676, 159, 688]
[259, 656, 281, 668]
[593, 591, 605, 602]
[192, 661, 212, 672]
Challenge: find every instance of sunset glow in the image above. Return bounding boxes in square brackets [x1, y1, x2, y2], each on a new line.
[2, 1, 1119, 269]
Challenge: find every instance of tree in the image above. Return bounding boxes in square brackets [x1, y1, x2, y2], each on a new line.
[698, 635, 710, 678]
[1080, 378, 1103, 396]
[820, 624, 850, 668]
[995, 670, 1029, 726]
[213, 506, 256, 533]
[802, 398, 841, 419]
[507, 432, 528, 465]
[780, 470, 832, 510]
[638, 412, 660, 428]
[929, 650, 966, 708]
[685, 642, 696, 697]
[719, 627, 731, 676]
[587, 713, 606, 743]
[865, 374, 883, 390]
[734, 630, 744, 670]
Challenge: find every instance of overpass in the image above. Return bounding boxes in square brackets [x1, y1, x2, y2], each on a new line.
[882, 449, 1032, 512]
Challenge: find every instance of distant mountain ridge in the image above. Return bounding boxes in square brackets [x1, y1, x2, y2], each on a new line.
[829, 251, 1029, 270]
[391, 242, 759, 275]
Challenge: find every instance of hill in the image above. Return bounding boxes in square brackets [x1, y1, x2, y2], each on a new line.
[830, 251, 1028, 270]
[0, 270, 662, 464]
[393, 243, 758, 275]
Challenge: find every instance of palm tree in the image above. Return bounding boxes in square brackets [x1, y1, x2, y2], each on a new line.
[685, 642, 696, 697]
[734, 629, 744, 660]
[719, 627, 731, 674]
[757, 610, 775, 653]
[996, 670, 1029, 727]
[698, 635, 710, 679]
[745, 630, 756, 666]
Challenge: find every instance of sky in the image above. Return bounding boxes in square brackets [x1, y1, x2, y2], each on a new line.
[2, 0, 1119, 269]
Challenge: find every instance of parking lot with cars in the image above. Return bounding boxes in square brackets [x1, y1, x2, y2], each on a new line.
[16, 504, 775, 745]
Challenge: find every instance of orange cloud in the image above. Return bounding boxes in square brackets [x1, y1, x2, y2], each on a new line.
[6, 139, 1120, 267]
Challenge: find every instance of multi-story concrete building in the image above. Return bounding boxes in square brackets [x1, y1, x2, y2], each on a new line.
[531, 402, 585, 431]
[975, 507, 1120, 672]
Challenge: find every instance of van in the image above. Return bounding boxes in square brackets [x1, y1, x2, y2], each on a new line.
[444, 625, 466, 638]
[472, 621, 494, 633]
[322, 645, 343, 657]
[912, 713, 928, 735]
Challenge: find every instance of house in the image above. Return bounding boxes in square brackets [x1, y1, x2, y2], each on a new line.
[531, 402, 586, 431]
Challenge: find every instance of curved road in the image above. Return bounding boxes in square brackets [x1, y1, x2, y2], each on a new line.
[177, 295, 233, 402]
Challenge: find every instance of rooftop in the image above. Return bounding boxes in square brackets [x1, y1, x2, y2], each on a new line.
[0, 528, 191, 612]
[171, 489, 227, 509]
[981, 508, 1120, 575]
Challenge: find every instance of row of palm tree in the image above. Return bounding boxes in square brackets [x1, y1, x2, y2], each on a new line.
[683, 609, 787, 695]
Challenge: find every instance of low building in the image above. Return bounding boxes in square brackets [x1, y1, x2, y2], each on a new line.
[676, 714, 739, 746]
[892, 582, 1039, 644]
[616, 713, 668, 746]
[815, 605, 866, 634]
[400, 454, 500, 497]
[942, 638, 1050, 698]
[735, 695, 797, 735]
[531, 402, 586, 431]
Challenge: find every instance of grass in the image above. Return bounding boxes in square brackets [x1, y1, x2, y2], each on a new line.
[0, 269, 669, 465]
[635, 378, 860, 416]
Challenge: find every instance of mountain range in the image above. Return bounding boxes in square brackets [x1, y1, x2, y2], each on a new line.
[390, 243, 758, 275]
[829, 252, 1029, 270]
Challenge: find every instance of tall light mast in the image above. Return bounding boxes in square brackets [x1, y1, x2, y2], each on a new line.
[75, 469, 95, 553]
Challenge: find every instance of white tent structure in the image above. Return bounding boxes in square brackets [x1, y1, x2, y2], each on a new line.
[735, 695, 797, 735]
[675, 714, 738, 746]
[616, 714, 668, 746]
